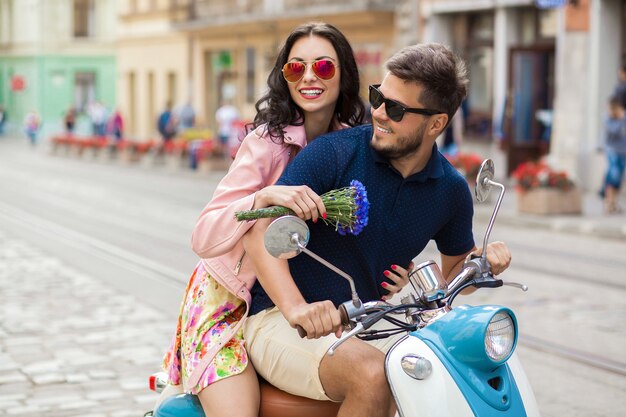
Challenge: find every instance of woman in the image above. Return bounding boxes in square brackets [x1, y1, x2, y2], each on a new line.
[159, 22, 411, 417]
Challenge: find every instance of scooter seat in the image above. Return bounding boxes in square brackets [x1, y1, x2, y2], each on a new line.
[259, 379, 340, 417]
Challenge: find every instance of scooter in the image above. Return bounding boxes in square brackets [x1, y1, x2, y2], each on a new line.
[147, 159, 540, 417]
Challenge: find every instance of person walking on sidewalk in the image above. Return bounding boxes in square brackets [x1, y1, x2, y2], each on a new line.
[0, 105, 7, 137]
[601, 95, 626, 214]
[157, 22, 410, 417]
[23, 110, 40, 146]
[242, 43, 512, 417]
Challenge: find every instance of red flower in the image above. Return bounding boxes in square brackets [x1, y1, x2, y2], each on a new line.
[511, 161, 574, 192]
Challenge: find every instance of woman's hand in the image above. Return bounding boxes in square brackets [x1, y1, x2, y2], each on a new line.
[380, 261, 414, 300]
[255, 185, 326, 222]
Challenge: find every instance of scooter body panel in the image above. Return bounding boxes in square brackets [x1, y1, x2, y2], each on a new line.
[154, 393, 204, 417]
[386, 335, 475, 417]
[386, 305, 540, 417]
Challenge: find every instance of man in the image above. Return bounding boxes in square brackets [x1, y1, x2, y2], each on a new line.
[157, 101, 176, 143]
[243, 43, 511, 417]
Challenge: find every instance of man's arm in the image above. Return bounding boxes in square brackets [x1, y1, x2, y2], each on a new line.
[243, 219, 343, 339]
[441, 241, 512, 287]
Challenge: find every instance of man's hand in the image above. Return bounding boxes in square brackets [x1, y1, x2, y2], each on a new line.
[472, 241, 512, 276]
[282, 300, 343, 339]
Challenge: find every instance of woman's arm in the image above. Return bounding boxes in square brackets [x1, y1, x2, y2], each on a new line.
[191, 131, 325, 259]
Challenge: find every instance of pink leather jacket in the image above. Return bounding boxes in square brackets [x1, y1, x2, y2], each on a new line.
[192, 123, 309, 288]
[185, 121, 346, 388]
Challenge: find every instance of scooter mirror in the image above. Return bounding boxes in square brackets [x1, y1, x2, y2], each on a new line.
[475, 159, 495, 202]
[264, 215, 310, 259]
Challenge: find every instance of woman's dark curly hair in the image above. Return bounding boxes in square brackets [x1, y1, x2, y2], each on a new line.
[250, 22, 365, 142]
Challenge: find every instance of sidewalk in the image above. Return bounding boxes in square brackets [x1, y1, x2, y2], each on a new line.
[0, 231, 170, 416]
[473, 186, 626, 241]
[3, 133, 625, 241]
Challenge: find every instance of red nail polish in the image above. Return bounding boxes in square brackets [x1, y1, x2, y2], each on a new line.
[322, 212, 327, 219]
[391, 264, 397, 270]
[381, 282, 387, 287]
[313, 218, 317, 223]
[383, 270, 390, 277]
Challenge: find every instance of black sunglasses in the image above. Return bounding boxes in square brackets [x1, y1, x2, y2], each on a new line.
[368, 84, 442, 122]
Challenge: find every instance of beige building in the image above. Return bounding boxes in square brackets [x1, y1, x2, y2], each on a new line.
[117, 0, 626, 192]
[116, 0, 416, 140]
[116, 0, 190, 139]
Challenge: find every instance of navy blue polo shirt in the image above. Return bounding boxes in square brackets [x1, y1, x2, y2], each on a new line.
[249, 124, 475, 315]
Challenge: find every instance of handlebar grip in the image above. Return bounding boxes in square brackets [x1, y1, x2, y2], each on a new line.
[296, 325, 307, 338]
[338, 304, 350, 327]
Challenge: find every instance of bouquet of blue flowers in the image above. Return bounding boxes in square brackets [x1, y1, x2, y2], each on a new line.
[235, 180, 369, 236]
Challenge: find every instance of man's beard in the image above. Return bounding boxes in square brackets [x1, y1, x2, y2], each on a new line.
[371, 122, 426, 160]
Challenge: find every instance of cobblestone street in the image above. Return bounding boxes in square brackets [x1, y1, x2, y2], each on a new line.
[0, 231, 172, 416]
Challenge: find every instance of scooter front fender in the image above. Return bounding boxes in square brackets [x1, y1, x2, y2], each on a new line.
[386, 335, 540, 417]
[386, 335, 474, 417]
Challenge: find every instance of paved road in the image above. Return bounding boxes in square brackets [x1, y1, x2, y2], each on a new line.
[1, 138, 625, 416]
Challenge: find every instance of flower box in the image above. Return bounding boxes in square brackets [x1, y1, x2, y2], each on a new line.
[517, 188, 582, 215]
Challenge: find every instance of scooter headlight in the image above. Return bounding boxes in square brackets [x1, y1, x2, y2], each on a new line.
[485, 312, 515, 362]
[419, 305, 518, 372]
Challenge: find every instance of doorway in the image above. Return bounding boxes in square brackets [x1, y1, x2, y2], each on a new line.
[502, 46, 555, 175]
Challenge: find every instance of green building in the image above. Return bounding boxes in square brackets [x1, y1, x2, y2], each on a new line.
[0, 0, 117, 138]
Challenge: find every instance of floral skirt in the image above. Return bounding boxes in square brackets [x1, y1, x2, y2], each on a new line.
[162, 262, 248, 395]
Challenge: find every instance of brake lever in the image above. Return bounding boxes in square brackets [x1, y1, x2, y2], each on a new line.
[327, 322, 364, 356]
[502, 281, 528, 291]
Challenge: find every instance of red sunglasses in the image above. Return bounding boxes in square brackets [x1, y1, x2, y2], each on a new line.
[282, 59, 337, 83]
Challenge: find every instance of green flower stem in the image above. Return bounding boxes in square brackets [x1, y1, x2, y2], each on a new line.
[234, 206, 294, 221]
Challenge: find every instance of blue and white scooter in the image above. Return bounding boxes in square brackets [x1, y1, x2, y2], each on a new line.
[149, 159, 540, 417]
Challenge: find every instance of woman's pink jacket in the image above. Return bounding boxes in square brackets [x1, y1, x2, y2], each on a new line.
[191, 124, 309, 292]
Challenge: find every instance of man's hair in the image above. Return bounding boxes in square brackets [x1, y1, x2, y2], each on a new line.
[252, 22, 365, 142]
[385, 43, 468, 122]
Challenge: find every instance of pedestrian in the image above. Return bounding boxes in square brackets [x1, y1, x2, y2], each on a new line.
[23, 110, 40, 146]
[0, 105, 7, 136]
[157, 101, 177, 146]
[177, 100, 196, 131]
[215, 99, 240, 156]
[64, 107, 76, 135]
[107, 108, 124, 142]
[242, 43, 512, 417]
[88, 101, 107, 136]
[157, 22, 410, 417]
[601, 95, 626, 214]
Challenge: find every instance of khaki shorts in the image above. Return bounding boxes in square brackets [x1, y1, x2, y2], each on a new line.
[243, 306, 403, 401]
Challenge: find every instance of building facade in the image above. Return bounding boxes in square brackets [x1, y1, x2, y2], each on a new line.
[116, 0, 416, 139]
[0, 0, 117, 137]
[111, 0, 626, 190]
[420, 0, 625, 189]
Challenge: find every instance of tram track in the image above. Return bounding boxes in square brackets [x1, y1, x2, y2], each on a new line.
[1, 200, 625, 379]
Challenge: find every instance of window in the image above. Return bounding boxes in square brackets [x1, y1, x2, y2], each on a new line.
[245, 47, 256, 103]
[128, 72, 136, 134]
[74, 72, 96, 113]
[147, 72, 155, 128]
[167, 72, 177, 104]
[74, 0, 95, 38]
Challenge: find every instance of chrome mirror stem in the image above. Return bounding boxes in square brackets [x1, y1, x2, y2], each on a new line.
[481, 179, 505, 261]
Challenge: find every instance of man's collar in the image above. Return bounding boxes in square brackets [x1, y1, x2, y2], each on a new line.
[372, 142, 444, 182]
